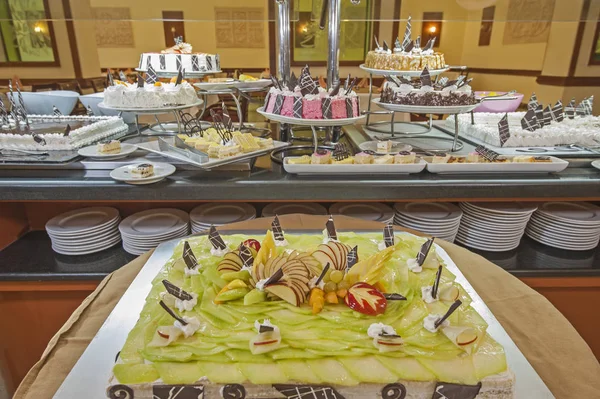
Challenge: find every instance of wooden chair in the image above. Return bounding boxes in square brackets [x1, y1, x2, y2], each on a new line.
[31, 82, 58, 92]
[90, 78, 107, 93]
[57, 80, 82, 94]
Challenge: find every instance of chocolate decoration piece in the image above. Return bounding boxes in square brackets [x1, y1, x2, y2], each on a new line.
[475, 145, 499, 162]
[106, 68, 115, 86]
[345, 98, 353, 118]
[521, 109, 539, 132]
[258, 324, 275, 333]
[238, 243, 254, 269]
[159, 300, 187, 325]
[162, 279, 193, 301]
[431, 265, 443, 299]
[270, 75, 281, 90]
[383, 293, 407, 301]
[420, 67, 432, 87]
[347, 245, 359, 270]
[333, 143, 350, 161]
[273, 94, 285, 115]
[345, 77, 358, 95]
[416, 238, 435, 266]
[384, 223, 395, 247]
[215, 54, 221, 70]
[300, 68, 319, 96]
[293, 97, 303, 119]
[191, 55, 200, 72]
[435, 299, 462, 329]
[383, 40, 389, 52]
[498, 114, 510, 147]
[86, 106, 94, 117]
[63, 124, 71, 137]
[379, 331, 402, 338]
[264, 267, 284, 286]
[528, 93, 538, 111]
[431, 382, 482, 399]
[344, 73, 351, 91]
[107, 384, 134, 399]
[0, 97, 8, 125]
[53, 105, 62, 116]
[325, 216, 337, 241]
[114, 351, 120, 363]
[208, 226, 227, 250]
[205, 55, 213, 71]
[119, 70, 128, 82]
[423, 37, 436, 51]
[273, 384, 346, 399]
[401, 16, 412, 51]
[153, 385, 204, 399]
[159, 54, 166, 70]
[32, 134, 46, 145]
[287, 71, 298, 90]
[176, 54, 182, 71]
[146, 64, 158, 84]
[329, 82, 341, 96]
[272, 215, 285, 241]
[404, 40, 414, 53]
[385, 76, 400, 87]
[322, 97, 332, 119]
[175, 67, 184, 86]
[137, 73, 144, 88]
[381, 383, 407, 399]
[315, 263, 330, 286]
[542, 105, 552, 127]
[395, 37, 402, 50]
[374, 35, 381, 49]
[551, 100, 564, 122]
[222, 384, 246, 399]
[183, 241, 198, 270]
[414, 36, 421, 49]
[534, 104, 544, 124]
[174, 36, 183, 45]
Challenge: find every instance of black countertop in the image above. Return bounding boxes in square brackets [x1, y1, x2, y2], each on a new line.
[1, 231, 598, 282]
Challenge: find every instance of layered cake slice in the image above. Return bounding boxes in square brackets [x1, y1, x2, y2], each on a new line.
[97, 140, 121, 154]
[131, 163, 154, 178]
[108, 220, 514, 399]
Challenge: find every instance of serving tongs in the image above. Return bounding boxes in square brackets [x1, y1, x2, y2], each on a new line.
[158, 136, 209, 164]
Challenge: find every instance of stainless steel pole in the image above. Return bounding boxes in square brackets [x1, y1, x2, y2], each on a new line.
[327, 0, 341, 142]
[275, 0, 291, 141]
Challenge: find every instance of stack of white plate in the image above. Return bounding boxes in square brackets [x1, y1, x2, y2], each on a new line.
[457, 202, 537, 252]
[45, 207, 121, 255]
[262, 203, 328, 217]
[329, 203, 394, 223]
[526, 202, 600, 251]
[119, 209, 190, 255]
[190, 203, 257, 234]
[393, 203, 462, 242]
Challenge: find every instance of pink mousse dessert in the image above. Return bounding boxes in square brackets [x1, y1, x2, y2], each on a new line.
[264, 87, 280, 113]
[331, 97, 347, 119]
[302, 96, 323, 119]
[280, 94, 297, 117]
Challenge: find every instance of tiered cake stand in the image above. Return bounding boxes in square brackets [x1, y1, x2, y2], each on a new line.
[98, 100, 204, 136]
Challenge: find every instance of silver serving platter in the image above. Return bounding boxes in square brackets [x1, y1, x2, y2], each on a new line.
[54, 229, 553, 399]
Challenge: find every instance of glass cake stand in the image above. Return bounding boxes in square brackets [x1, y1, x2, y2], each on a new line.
[98, 100, 204, 136]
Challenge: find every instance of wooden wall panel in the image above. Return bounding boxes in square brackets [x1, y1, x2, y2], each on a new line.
[0, 203, 28, 250]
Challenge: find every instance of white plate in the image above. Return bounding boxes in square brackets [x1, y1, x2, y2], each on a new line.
[194, 79, 271, 91]
[329, 203, 394, 222]
[46, 207, 120, 236]
[456, 238, 521, 252]
[119, 209, 189, 238]
[591, 160, 600, 170]
[459, 208, 535, 223]
[78, 143, 138, 160]
[358, 141, 412, 154]
[257, 107, 366, 127]
[136, 139, 289, 170]
[52, 236, 122, 255]
[536, 202, 600, 224]
[393, 218, 461, 231]
[426, 157, 568, 174]
[394, 202, 462, 221]
[121, 228, 189, 244]
[190, 203, 256, 225]
[531, 212, 600, 229]
[525, 225, 599, 244]
[525, 229, 599, 251]
[359, 64, 450, 77]
[373, 98, 479, 115]
[98, 100, 204, 114]
[52, 234, 121, 251]
[284, 158, 426, 175]
[47, 218, 121, 240]
[110, 163, 176, 185]
[262, 203, 328, 217]
[528, 218, 600, 235]
[464, 202, 539, 215]
[51, 229, 121, 246]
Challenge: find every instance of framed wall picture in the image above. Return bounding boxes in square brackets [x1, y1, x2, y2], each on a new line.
[291, 0, 373, 66]
[0, 0, 59, 66]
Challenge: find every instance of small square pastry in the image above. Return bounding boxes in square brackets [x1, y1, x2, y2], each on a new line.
[354, 152, 374, 164]
[466, 152, 481, 163]
[447, 156, 466, 164]
[432, 154, 450, 163]
[311, 150, 332, 164]
[494, 157, 509, 163]
[233, 133, 260, 153]
[218, 144, 241, 158]
[512, 155, 534, 163]
[288, 155, 311, 164]
[97, 140, 121, 154]
[194, 140, 211, 152]
[207, 143, 223, 158]
[131, 163, 154, 178]
[394, 151, 416, 164]
[373, 155, 394, 164]
[377, 140, 394, 153]
[257, 137, 274, 149]
[533, 156, 552, 163]
[332, 156, 354, 165]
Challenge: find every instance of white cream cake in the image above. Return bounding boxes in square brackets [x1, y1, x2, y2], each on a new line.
[0, 115, 128, 151]
[449, 112, 600, 148]
[138, 41, 220, 74]
[103, 82, 199, 109]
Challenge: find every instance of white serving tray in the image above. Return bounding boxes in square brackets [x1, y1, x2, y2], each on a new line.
[257, 107, 365, 127]
[194, 79, 272, 91]
[373, 98, 479, 115]
[359, 64, 450, 77]
[425, 156, 569, 174]
[98, 100, 204, 114]
[136, 139, 289, 170]
[53, 229, 553, 399]
[283, 157, 426, 175]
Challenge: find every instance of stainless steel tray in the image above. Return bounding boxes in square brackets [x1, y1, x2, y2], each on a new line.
[54, 229, 553, 399]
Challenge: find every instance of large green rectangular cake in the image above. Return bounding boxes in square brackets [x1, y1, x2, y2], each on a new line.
[107, 218, 514, 399]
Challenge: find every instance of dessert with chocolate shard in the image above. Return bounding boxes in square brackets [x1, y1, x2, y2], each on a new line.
[109, 231, 515, 399]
